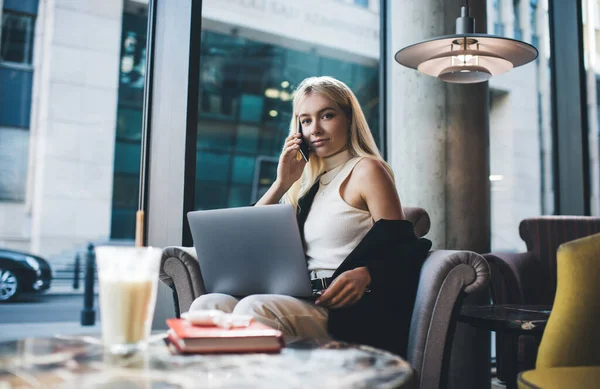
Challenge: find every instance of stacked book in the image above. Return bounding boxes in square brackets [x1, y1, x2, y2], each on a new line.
[166, 318, 284, 354]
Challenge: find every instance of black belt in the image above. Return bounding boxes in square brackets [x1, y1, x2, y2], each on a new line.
[311, 277, 333, 291]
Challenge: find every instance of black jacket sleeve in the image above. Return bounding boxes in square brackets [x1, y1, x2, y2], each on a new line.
[332, 219, 432, 289]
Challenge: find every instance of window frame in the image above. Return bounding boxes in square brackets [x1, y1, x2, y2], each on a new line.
[548, 0, 590, 215]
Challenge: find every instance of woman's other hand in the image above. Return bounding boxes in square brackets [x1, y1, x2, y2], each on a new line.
[276, 133, 307, 190]
[315, 267, 371, 309]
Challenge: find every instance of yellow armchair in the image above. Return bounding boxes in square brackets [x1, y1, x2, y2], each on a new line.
[518, 232, 600, 388]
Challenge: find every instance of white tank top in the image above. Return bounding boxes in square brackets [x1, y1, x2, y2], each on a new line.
[304, 156, 374, 278]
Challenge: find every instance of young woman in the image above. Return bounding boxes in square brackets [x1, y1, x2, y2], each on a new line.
[190, 76, 430, 356]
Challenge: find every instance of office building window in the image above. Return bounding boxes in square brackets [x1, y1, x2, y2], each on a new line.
[0, 127, 28, 201]
[514, 0, 523, 40]
[530, 0, 538, 31]
[0, 10, 35, 65]
[493, 0, 505, 36]
[530, 0, 538, 47]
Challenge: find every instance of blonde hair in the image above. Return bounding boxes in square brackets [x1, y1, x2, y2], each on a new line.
[284, 76, 394, 210]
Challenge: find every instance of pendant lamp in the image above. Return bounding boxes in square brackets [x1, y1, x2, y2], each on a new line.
[394, 2, 538, 84]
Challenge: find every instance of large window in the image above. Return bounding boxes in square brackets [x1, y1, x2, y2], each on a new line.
[488, 0, 553, 251]
[194, 1, 380, 211]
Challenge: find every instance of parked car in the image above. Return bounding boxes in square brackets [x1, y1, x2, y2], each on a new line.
[0, 248, 52, 302]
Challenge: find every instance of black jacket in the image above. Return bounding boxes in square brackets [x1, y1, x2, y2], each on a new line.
[297, 181, 432, 357]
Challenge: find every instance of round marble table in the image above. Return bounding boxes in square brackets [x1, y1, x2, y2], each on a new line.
[0, 335, 413, 388]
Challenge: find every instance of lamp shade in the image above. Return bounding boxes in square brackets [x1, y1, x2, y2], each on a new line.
[394, 7, 538, 83]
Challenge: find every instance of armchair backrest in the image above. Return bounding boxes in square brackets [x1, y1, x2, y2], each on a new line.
[519, 216, 600, 303]
[402, 207, 491, 389]
[404, 206, 431, 238]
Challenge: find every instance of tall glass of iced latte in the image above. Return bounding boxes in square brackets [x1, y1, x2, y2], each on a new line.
[95, 246, 162, 354]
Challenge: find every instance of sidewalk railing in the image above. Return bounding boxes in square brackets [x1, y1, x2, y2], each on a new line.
[51, 240, 134, 290]
[52, 251, 98, 290]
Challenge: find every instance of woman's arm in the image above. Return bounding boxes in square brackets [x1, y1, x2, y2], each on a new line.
[316, 159, 404, 308]
[354, 158, 405, 221]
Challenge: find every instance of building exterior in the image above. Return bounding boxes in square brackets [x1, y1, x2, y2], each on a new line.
[0, 0, 568, 265]
[0, 0, 124, 264]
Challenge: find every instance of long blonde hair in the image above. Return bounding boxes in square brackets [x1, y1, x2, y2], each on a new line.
[285, 76, 394, 210]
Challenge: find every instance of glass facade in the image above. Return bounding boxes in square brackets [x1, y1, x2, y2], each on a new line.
[194, 30, 379, 211]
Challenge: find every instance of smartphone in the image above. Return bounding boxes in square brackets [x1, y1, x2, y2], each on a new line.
[298, 119, 310, 162]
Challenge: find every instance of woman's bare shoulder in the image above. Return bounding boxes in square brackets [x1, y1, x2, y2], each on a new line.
[353, 157, 394, 183]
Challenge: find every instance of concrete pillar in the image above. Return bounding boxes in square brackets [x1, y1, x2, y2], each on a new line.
[388, 1, 491, 389]
[388, 0, 490, 254]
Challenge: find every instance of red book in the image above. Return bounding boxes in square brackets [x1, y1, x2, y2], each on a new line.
[165, 318, 284, 354]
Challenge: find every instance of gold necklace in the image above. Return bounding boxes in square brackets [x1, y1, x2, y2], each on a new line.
[318, 160, 350, 195]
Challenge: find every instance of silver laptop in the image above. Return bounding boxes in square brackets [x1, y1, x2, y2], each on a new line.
[187, 204, 314, 297]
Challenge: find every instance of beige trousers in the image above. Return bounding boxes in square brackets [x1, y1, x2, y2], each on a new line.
[189, 293, 331, 339]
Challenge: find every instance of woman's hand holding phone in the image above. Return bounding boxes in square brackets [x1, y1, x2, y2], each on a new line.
[255, 132, 307, 205]
[275, 133, 307, 191]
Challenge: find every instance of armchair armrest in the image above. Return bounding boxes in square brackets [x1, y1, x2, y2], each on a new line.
[484, 251, 548, 305]
[159, 246, 206, 316]
[408, 250, 490, 389]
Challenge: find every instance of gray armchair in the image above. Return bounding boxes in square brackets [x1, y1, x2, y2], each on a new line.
[159, 207, 490, 389]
